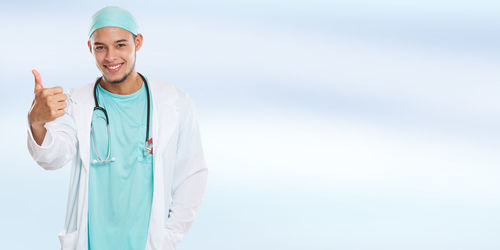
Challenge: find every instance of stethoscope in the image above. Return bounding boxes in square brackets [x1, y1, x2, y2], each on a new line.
[90, 72, 152, 164]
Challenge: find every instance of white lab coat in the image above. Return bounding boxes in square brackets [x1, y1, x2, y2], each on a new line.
[27, 78, 208, 250]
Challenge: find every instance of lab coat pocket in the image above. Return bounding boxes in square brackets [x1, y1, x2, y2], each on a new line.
[57, 230, 78, 250]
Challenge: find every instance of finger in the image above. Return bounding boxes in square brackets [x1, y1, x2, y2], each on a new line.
[52, 93, 68, 102]
[42, 86, 64, 95]
[53, 100, 68, 108]
[51, 86, 63, 94]
[51, 109, 66, 118]
[32, 69, 44, 92]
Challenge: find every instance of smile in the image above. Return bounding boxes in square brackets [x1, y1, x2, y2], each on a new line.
[105, 63, 123, 72]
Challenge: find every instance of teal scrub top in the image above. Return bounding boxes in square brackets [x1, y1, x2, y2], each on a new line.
[88, 81, 153, 250]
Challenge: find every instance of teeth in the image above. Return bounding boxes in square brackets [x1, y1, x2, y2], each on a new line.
[108, 64, 121, 69]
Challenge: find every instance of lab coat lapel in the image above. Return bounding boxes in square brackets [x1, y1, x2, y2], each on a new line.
[146, 78, 179, 250]
[150, 78, 179, 154]
[71, 82, 94, 172]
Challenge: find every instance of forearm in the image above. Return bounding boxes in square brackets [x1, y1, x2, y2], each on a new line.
[27, 115, 77, 170]
[166, 160, 208, 243]
[165, 93, 208, 243]
[29, 122, 47, 146]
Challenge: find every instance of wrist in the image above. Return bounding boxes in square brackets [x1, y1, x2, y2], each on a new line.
[28, 114, 45, 130]
[30, 122, 46, 132]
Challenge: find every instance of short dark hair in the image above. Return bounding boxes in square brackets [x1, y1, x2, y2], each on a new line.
[132, 33, 137, 44]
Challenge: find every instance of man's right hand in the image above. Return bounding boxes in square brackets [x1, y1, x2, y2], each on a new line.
[28, 69, 68, 145]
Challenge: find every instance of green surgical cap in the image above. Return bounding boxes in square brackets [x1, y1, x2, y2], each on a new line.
[88, 6, 139, 39]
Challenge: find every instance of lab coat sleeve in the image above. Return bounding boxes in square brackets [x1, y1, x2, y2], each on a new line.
[27, 97, 77, 170]
[166, 94, 208, 245]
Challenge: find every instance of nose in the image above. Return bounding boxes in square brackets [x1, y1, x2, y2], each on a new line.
[104, 47, 118, 62]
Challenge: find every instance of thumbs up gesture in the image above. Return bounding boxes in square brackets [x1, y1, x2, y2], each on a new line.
[29, 69, 68, 128]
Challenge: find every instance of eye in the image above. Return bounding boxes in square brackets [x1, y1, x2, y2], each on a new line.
[118, 44, 126, 48]
[95, 46, 104, 51]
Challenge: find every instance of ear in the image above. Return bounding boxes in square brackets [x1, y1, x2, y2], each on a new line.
[87, 40, 93, 54]
[135, 33, 143, 51]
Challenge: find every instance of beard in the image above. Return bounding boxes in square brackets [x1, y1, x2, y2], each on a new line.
[103, 52, 136, 84]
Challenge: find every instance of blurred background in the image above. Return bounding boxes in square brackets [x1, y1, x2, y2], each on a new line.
[1, 0, 499, 249]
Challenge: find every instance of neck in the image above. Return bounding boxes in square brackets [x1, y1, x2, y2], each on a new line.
[99, 71, 142, 95]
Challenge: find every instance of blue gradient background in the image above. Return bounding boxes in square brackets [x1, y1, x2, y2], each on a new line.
[1, 1, 499, 249]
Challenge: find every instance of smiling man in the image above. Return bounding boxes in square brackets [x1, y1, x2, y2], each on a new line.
[27, 6, 208, 250]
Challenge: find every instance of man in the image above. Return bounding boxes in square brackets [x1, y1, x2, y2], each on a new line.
[27, 6, 208, 250]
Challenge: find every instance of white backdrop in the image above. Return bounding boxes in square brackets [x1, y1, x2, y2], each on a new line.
[0, 0, 499, 249]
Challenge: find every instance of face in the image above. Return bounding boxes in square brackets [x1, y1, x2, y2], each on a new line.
[88, 27, 143, 84]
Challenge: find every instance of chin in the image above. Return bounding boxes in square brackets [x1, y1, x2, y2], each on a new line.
[103, 73, 128, 84]
[102, 70, 131, 84]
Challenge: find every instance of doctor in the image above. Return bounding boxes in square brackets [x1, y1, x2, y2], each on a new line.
[27, 6, 208, 250]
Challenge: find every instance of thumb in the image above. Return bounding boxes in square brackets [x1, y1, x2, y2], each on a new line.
[32, 69, 44, 93]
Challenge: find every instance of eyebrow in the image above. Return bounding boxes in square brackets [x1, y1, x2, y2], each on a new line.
[93, 39, 129, 45]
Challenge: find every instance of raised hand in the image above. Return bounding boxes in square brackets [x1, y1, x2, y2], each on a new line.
[29, 69, 68, 145]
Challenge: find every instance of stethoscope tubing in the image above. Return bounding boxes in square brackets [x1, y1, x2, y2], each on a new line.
[91, 72, 151, 163]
